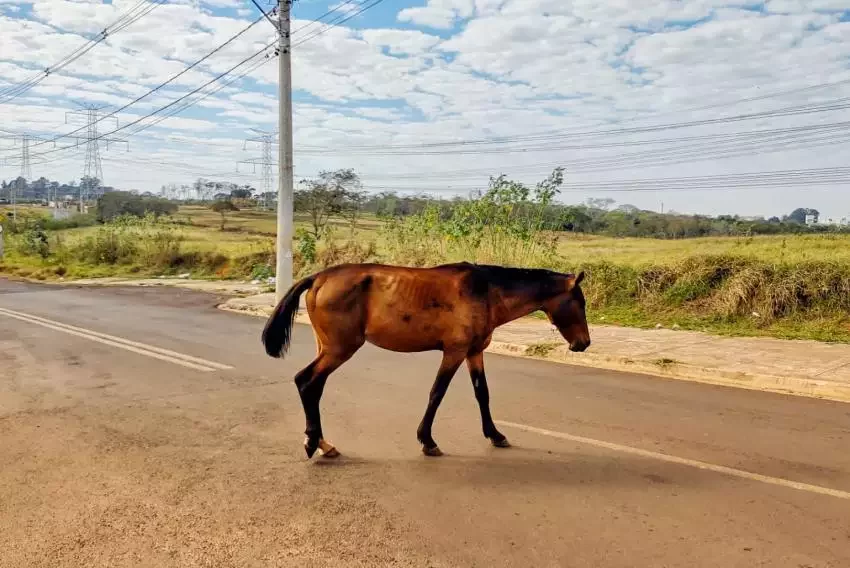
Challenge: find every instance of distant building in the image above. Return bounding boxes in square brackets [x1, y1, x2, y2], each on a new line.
[820, 215, 849, 226]
[805, 212, 819, 226]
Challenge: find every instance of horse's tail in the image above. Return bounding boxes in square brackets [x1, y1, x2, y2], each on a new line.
[262, 274, 316, 358]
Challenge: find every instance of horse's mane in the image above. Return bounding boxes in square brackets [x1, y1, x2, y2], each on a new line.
[471, 264, 561, 287]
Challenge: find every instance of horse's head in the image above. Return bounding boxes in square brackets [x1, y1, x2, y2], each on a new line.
[542, 271, 591, 352]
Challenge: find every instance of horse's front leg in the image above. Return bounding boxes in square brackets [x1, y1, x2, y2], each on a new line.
[417, 350, 466, 456]
[466, 351, 509, 448]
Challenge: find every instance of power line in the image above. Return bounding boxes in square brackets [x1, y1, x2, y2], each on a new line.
[0, 15, 267, 156]
[297, 92, 850, 153]
[110, 0, 375, 140]
[19, 0, 383, 162]
[0, 0, 166, 104]
[289, 0, 387, 49]
[9, 0, 374, 158]
[354, 166, 850, 194]
[291, 0, 358, 34]
[22, 43, 277, 163]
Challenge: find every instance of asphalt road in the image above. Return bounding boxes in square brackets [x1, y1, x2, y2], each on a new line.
[1, 279, 849, 568]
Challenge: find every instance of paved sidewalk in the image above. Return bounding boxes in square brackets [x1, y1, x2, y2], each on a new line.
[220, 293, 850, 404]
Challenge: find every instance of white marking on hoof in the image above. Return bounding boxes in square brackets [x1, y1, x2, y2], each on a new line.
[318, 438, 340, 459]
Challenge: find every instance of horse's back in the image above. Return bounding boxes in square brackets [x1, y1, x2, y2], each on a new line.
[307, 262, 490, 353]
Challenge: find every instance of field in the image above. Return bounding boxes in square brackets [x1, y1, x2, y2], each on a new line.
[2, 204, 849, 342]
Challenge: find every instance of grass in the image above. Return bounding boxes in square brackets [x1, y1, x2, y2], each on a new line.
[553, 232, 850, 266]
[3, 205, 850, 343]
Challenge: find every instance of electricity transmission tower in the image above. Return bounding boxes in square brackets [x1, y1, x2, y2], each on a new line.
[0, 132, 53, 217]
[238, 129, 277, 209]
[65, 103, 128, 212]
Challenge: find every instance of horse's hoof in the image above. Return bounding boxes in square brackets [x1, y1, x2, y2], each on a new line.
[304, 437, 319, 459]
[491, 437, 511, 448]
[422, 445, 443, 457]
[320, 446, 341, 459]
[318, 438, 339, 458]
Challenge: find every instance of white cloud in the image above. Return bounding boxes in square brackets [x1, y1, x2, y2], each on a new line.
[360, 28, 442, 54]
[201, 0, 242, 8]
[398, 0, 474, 29]
[329, 1, 361, 16]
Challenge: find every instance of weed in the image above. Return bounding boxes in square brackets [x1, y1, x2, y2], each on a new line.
[526, 342, 560, 357]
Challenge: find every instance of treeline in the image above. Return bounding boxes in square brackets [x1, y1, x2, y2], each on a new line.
[13, 167, 840, 240]
[291, 170, 845, 239]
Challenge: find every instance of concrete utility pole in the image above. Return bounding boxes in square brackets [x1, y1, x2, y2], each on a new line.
[276, 0, 295, 301]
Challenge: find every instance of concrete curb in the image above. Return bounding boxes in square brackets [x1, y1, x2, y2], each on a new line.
[217, 300, 850, 405]
[487, 342, 850, 404]
[14, 276, 269, 297]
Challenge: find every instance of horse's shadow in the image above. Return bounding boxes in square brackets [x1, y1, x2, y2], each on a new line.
[308, 444, 694, 491]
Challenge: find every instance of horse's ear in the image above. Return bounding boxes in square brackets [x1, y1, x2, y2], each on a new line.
[576, 271, 585, 286]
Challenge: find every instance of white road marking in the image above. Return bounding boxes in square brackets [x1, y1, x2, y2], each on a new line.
[495, 420, 850, 501]
[0, 306, 232, 373]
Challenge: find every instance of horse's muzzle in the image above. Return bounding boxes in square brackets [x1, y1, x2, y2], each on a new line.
[569, 339, 590, 353]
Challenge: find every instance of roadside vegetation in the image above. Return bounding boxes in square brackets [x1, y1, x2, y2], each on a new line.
[2, 169, 849, 342]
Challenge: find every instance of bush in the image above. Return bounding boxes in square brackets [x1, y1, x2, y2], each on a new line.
[42, 213, 96, 231]
[250, 263, 274, 281]
[73, 213, 185, 268]
[379, 169, 564, 267]
[295, 228, 317, 265]
[138, 223, 184, 267]
[79, 224, 138, 265]
[96, 191, 177, 223]
[18, 228, 51, 259]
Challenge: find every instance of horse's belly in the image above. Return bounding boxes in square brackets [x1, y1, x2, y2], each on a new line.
[364, 327, 444, 352]
[364, 309, 460, 352]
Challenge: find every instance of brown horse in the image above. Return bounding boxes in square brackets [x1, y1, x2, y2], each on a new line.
[262, 262, 590, 459]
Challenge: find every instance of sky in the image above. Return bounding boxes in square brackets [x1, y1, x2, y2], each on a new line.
[1, 0, 849, 219]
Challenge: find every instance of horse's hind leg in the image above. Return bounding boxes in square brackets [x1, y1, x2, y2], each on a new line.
[466, 351, 509, 448]
[295, 346, 357, 459]
[417, 350, 466, 456]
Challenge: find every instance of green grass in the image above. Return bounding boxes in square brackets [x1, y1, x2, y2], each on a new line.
[176, 206, 850, 267]
[553, 232, 850, 266]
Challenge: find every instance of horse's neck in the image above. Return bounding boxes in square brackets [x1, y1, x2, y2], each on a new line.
[490, 281, 550, 326]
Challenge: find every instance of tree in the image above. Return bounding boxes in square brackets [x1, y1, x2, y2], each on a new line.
[788, 208, 819, 224]
[560, 205, 593, 232]
[340, 189, 368, 235]
[586, 197, 616, 211]
[230, 187, 253, 199]
[210, 199, 239, 230]
[295, 169, 361, 240]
